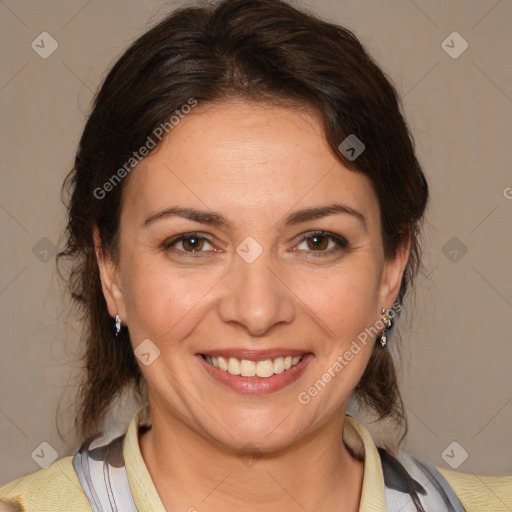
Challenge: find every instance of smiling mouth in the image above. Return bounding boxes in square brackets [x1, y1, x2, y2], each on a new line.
[200, 354, 305, 378]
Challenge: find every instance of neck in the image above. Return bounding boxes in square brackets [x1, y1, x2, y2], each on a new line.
[139, 403, 364, 511]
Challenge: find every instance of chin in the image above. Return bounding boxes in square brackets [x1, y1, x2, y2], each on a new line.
[200, 409, 306, 454]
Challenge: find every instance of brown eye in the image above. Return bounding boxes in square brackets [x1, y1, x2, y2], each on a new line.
[163, 232, 215, 254]
[295, 231, 349, 256]
[306, 234, 329, 251]
[181, 235, 205, 252]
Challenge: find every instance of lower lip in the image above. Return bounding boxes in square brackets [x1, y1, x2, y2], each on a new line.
[197, 354, 314, 395]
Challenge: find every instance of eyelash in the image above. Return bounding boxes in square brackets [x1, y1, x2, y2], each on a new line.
[162, 231, 349, 258]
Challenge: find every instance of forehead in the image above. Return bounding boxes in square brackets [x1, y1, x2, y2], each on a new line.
[122, 100, 380, 230]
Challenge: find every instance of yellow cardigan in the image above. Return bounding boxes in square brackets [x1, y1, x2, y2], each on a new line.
[1, 405, 511, 511]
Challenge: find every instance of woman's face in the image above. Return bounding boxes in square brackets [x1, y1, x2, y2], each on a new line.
[99, 100, 408, 452]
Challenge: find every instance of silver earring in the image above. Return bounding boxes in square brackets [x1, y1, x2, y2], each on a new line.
[379, 308, 393, 347]
[115, 314, 122, 336]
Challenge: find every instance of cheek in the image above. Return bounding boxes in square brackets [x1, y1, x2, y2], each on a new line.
[295, 257, 383, 338]
[295, 262, 382, 404]
[120, 254, 225, 344]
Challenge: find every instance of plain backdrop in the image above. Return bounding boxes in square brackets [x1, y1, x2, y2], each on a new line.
[1, 0, 511, 484]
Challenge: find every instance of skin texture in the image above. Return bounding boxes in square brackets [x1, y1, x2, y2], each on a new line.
[96, 100, 410, 511]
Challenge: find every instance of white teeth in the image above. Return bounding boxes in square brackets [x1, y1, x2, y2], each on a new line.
[240, 359, 256, 377]
[273, 357, 285, 374]
[256, 359, 274, 378]
[204, 354, 304, 378]
[228, 357, 241, 375]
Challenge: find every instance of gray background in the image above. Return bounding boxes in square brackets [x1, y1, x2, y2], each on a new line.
[1, 0, 511, 484]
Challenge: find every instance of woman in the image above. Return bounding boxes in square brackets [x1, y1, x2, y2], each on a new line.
[1, 0, 510, 510]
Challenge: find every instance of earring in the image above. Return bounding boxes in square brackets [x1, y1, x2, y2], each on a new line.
[379, 308, 393, 347]
[115, 314, 122, 336]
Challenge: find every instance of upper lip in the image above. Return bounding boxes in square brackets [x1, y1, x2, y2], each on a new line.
[198, 348, 311, 361]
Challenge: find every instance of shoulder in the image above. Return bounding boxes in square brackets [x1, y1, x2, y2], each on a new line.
[0, 456, 91, 512]
[379, 447, 512, 512]
[436, 465, 512, 512]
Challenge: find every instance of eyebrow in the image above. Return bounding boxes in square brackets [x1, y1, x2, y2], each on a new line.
[143, 203, 367, 231]
[282, 203, 367, 231]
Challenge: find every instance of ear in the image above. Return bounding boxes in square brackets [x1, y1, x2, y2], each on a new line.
[93, 225, 127, 321]
[377, 230, 411, 310]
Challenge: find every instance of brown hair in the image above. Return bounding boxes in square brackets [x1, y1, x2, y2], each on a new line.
[59, 0, 428, 447]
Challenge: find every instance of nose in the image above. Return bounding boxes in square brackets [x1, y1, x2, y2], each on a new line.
[217, 252, 296, 337]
